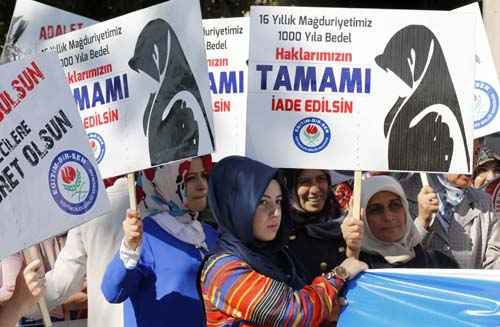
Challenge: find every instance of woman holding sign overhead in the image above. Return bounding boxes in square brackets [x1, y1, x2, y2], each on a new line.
[101, 155, 218, 327]
[199, 156, 367, 326]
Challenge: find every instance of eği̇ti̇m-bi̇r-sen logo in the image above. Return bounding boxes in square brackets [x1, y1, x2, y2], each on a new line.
[292, 117, 331, 153]
[48, 150, 99, 215]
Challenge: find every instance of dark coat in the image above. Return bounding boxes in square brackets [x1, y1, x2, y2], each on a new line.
[284, 169, 346, 284]
[360, 244, 458, 269]
[287, 223, 347, 284]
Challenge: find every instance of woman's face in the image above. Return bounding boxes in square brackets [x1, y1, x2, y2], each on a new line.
[185, 158, 209, 212]
[474, 161, 500, 188]
[296, 170, 329, 213]
[366, 191, 406, 242]
[446, 174, 472, 189]
[253, 180, 282, 242]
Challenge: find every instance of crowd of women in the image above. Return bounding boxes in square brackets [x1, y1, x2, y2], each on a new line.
[0, 136, 499, 326]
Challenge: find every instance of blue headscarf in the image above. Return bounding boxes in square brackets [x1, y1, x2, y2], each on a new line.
[208, 156, 305, 289]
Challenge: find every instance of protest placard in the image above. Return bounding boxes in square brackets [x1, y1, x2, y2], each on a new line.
[203, 17, 249, 161]
[0, 54, 110, 259]
[454, 3, 500, 139]
[246, 6, 475, 173]
[483, 0, 500, 80]
[1, 0, 97, 63]
[41, 0, 215, 178]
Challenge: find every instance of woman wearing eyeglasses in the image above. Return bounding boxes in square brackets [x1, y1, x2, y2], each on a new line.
[342, 175, 457, 269]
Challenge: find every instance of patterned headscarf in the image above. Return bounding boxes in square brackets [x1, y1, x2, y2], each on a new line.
[137, 155, 212, 215]
[474, 142, 500, 190]
[136, 155, 212, 249]
[428, 174, 467, 234]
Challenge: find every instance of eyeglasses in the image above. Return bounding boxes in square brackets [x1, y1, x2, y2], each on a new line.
[366, 199, 404, 217]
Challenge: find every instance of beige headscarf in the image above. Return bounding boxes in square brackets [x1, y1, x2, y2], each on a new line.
[361, 175, 422, 264]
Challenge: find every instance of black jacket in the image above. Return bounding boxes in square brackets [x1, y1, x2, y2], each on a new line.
[360, 244, 459, 269]
[287, 218, 347, 284]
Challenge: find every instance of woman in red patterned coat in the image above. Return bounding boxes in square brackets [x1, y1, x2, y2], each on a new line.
[199, 156, 367, 326]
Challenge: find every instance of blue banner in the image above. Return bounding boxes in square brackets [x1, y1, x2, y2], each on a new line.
[338, 269, 500, 327]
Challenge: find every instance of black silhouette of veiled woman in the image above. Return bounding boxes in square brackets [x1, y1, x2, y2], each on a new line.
[376, 25, 470, 172]
[129, 19, 215, 166]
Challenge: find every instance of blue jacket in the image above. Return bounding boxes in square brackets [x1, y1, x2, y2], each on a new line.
[101, 217, 218, 327]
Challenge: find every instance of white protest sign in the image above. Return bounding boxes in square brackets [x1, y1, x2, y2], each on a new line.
[40, 0, 215, 178]
[203, 17, 249, 161]
[0, 54, 110, 259]
[247, 7, 475, 174]
[1, 0, 97, 63]
[483, 0, 500, 81]
[454, 3, 500, 139]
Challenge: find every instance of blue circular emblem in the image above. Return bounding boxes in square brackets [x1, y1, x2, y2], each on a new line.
[474, 80, 499, 129]
[87, 132, 105, 164]
[48, 150, 99, 215]
[292, 117, 331, 153]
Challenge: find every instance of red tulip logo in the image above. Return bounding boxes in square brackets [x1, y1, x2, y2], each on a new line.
[303, 123, 321, 145]
[61, 165, 83, 192]
[306, 124, 318, 136]
[61, 166, 77, 184]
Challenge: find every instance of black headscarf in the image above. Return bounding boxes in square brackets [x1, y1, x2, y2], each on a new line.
[284, 169, 343, 240]
[209, 156, 305, 290]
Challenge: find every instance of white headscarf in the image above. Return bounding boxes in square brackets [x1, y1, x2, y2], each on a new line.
[361, 175, 422, 264]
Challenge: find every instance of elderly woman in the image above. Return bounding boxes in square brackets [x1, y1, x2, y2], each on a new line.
[101, 155, 218, 327]
[416, 174, 500, 269]
[200, 156, 367, 326]
[284, 169, 346, 283]
[342, 176, 457, 268]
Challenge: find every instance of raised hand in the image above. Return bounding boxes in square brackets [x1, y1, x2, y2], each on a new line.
[23, 259, 46, 300]
[341, 209, 365, 258]
[123, 209, 143, 251]
[416, 185, 439, 230]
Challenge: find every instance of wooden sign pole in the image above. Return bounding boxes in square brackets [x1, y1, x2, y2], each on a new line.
[346, 171, 362, 259]
[22, 247, 52, 327]
[127, 173, 137, 211]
